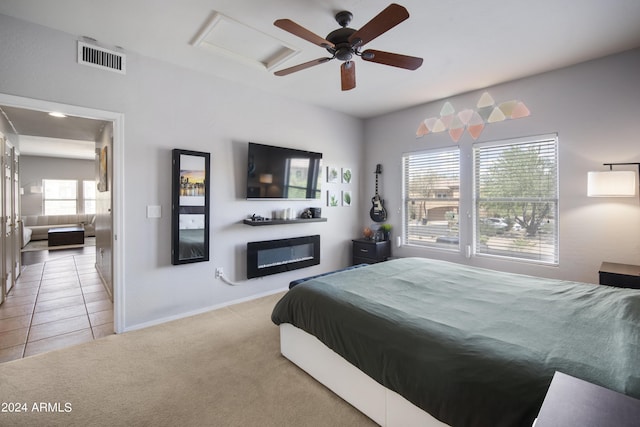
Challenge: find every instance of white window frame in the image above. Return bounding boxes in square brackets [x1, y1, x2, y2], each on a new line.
[43, 179, 78, 215]
[42, 179, 97, 215]
[472, 134, 559, 265]
[402, 147, 461, 251]
[401, 134, 559, 266]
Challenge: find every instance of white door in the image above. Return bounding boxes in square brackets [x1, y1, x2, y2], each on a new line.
[11, 147, 20, 282]
[3, 140, 14, 296]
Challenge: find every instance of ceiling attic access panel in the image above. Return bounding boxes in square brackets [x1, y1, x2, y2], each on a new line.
[191, 11, 299, 71]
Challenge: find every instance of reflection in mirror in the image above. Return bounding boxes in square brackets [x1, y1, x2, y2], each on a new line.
[178, 214, 205, 261]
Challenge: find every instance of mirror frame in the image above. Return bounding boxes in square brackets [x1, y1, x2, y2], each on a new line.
[171, 149, 210, 265]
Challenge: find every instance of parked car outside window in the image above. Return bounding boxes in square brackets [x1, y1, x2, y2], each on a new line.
[480, 217, 509, 233]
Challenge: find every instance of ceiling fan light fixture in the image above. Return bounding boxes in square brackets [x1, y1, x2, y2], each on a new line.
[336, 47, 353, 61]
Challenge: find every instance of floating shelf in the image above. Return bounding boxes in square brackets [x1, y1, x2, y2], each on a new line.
[243, 218, 327, 226]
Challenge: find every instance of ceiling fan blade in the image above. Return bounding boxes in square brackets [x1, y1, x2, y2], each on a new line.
[274, 57, 333, 76]
[274, 19, 335, 49]
[348, 4, 409, 47]
[341, 61, 356, 91]
[361, 49, 423, 70]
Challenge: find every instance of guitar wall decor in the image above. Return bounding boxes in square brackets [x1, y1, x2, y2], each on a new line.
[370, 164, 387, 222]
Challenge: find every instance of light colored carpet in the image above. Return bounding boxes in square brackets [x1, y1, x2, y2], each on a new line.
[0, 292, 375, 427]
[21, 237, 96, 252]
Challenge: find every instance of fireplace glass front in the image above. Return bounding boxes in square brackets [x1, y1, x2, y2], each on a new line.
[247, 235, 320, 279]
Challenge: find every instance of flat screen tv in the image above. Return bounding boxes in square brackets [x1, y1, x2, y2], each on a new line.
[247, 142, 323, 200]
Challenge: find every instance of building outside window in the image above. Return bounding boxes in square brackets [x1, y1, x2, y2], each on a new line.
[402, 147, 460, 250]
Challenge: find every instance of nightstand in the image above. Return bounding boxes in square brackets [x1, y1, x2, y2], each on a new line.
[536, 371, 640, 427]
[598, 262, 640, 289]
[352, 239, 390, 265]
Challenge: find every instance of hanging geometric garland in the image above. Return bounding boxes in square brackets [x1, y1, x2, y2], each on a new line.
[416, 92, 530, 142]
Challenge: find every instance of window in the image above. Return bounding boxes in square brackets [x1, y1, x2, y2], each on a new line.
[473, 135, 558, 264]
[42, 179, 96, 215]
[402, 147, 460, 249]
[43, 179, 77, 215]
[83, 180, 96, 214]
[401, 134, 559, 265]
[284, 158, 322, 199]
[285, 158, 310, 199]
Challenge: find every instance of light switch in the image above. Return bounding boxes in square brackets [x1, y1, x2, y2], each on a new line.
[147, 205, 161, 218]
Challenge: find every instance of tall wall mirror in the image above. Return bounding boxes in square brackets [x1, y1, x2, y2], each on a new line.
[171, 149, 210, 265]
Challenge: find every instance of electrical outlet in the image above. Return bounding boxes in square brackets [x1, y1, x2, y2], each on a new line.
[215, 267, 223, 279]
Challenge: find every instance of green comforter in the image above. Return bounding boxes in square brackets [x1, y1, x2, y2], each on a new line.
[271, 257, 640, 427]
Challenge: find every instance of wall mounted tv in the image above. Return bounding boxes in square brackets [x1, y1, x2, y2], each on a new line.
[247, 142, 323, 200]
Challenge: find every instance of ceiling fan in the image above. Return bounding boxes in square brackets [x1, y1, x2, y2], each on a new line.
[273, 3, 423, 91]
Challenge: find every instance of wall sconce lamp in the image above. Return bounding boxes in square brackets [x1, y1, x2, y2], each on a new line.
[587, 163, 639, 197]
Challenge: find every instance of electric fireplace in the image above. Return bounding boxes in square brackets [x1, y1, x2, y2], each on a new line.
[247, 235, 320, 279]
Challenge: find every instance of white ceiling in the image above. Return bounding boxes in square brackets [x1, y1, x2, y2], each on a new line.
[1, 0, 640, 120]
[0, 106, 104, 160]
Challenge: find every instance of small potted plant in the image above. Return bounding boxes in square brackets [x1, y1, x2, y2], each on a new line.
[380, 223, 392, 241]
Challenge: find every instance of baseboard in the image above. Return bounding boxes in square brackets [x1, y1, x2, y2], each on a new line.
[122, 286, 288, 333]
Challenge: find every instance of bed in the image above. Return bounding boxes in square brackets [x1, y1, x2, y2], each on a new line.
[271, 257, 640, 427]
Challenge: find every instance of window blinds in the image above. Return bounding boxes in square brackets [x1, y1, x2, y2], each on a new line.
[473, 135, 558, 264]
[402, 148, 460, 249]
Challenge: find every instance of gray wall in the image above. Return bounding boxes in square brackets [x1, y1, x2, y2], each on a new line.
[0, 13, 363, 330]
[363, 48, 640, 283]
[19, 155, 95, 215]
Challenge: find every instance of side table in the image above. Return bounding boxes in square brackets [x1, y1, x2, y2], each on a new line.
[352, 238, 390, 265]
[598, 262, 640, 289]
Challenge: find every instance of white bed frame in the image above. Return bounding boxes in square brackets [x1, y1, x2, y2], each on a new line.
[279, 323, 449, 427]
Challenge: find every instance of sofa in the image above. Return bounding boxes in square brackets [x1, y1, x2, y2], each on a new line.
[22, 214, 96, 245]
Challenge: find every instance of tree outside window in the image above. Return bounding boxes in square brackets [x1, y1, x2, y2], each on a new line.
[474, 136, 558, 264]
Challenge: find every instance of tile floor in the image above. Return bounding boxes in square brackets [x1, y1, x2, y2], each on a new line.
[0, 247, 113, 363]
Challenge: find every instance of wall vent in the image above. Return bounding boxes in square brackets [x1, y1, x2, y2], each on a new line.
[77, 41, 126, 74]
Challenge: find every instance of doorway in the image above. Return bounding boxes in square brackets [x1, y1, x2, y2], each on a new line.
[0, 93, 123, 349]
